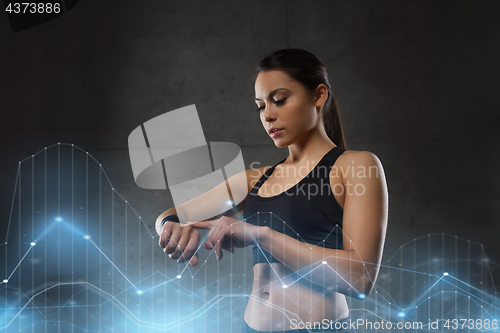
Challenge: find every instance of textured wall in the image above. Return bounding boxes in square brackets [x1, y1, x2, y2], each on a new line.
[0, 0, 499, 324]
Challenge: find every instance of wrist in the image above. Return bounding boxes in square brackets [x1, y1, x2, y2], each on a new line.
[256, 226, 271, 247]
[161, 215, 180, 226]
[155, 210, 178, 235]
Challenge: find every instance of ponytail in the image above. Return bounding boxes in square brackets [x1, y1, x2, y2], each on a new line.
[323, 89, 346, 149]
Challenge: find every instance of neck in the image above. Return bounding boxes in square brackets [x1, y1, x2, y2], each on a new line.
[286, 127, 335, 164]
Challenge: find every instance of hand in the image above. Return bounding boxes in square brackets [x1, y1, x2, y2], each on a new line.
[158, 221, 200, 266]
[190, 216, 261, 261]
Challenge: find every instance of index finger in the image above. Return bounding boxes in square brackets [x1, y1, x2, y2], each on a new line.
[189, 220, 216, 229]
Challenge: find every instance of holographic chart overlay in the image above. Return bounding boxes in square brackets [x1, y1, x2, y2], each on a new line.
[128, 104, 248, 223]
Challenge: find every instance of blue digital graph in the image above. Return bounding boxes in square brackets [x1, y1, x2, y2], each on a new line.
[1, 144, 499, 332]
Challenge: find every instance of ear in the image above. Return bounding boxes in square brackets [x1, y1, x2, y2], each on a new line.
[314, 84, 329, 108]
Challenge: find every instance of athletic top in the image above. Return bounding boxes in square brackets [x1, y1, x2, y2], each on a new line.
[243, 146, 346, 266]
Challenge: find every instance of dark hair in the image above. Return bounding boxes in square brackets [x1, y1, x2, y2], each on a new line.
[254, 49, 346, 149]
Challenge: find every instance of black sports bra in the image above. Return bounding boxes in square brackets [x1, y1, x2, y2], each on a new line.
[243, 146, 346, 266]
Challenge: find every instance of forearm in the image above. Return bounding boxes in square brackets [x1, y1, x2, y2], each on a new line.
[257, 226, 375, 298]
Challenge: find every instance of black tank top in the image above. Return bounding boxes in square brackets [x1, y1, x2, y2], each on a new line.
[243, 146, 346, 266]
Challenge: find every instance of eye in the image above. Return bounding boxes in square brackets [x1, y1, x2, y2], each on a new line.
[273, 98, 287, 106]
[255, 98, 287, 112]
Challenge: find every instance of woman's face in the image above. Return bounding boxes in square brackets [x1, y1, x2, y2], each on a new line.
[254, 70, 324, 148]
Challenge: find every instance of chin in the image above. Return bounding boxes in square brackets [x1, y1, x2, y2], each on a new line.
[273, 140, 289, 149]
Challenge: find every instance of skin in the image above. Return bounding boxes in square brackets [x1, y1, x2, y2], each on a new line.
[156, 70, 388, 331]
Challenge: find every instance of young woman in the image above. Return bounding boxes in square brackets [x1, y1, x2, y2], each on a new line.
[156, 49, 388, 333]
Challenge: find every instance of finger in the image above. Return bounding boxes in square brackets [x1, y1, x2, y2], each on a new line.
[205, 224, 218, 249]
[164, 226, 182, 257]
[212, 225, 228, 261]
[216, 224, 232, 253]
[190, 220, 216, 230]
[206, 225, 223, 260]
[220, 239, 235, 253]
[170, 233, 190, 260]
[171, 226, 198, 260]
[214, 239, 223, 261]
[178, 229, 200, 263]
[159, 223, 176, 249]
[189, 253, 198, 266]
[202, 240, 212, 250]
[217, 243, 223, 261]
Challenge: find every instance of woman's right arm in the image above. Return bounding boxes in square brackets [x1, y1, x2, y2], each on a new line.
[156, 166, 269, 265]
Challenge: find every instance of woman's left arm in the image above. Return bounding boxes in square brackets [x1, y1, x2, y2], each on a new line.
[257, 150, 388, 298]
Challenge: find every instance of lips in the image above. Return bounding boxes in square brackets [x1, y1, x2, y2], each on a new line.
[268, 128, 283, 138]
[268, 128, 283, 134]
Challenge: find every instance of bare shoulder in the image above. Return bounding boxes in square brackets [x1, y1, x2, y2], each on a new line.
[245, 165, 272, 190]
[337, 149, 383, 165]
[333, 149, 385, 181]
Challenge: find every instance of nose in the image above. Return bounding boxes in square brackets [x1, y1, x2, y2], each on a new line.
[263, 105, 276, 123]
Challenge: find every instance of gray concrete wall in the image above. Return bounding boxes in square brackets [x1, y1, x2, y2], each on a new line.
[0, 0, 499, 329]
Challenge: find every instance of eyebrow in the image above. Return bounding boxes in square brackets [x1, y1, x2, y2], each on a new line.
[254, 88, 291, 101]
